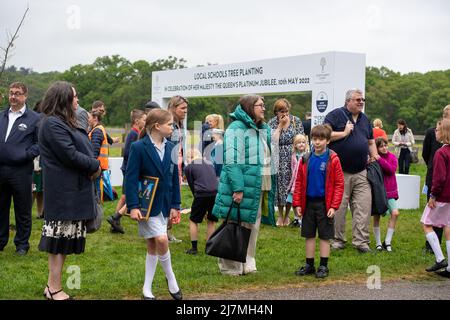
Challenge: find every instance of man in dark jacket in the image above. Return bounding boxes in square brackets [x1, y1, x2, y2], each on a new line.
[0, 82, 40, 255]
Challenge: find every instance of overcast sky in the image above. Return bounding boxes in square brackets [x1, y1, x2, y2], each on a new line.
[1, 0, 449, 74]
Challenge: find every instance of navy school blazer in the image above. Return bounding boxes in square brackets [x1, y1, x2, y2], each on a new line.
[0, 107, 40, 173]
[125, 134, 181, 217]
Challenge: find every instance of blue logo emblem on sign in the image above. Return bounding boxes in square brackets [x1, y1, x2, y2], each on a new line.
[316, 92, 328, 113]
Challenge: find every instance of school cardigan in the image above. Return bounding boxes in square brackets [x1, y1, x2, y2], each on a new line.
[377, 151, 399, 199]
[430, 145, 450, 203]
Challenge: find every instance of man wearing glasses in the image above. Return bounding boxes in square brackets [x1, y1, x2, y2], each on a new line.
[324, 89, 378, 253]
[0, 82, 40, 255]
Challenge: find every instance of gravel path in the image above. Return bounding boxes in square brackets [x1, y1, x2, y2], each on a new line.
[189, 279, 450, 300]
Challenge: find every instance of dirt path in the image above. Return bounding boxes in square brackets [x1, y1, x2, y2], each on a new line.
[188, 278, 450, 300]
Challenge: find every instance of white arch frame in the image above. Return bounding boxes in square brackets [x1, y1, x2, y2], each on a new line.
[152, 51, 366, 126]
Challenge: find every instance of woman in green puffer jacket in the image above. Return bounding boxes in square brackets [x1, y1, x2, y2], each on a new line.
[212, 94, 276, 276]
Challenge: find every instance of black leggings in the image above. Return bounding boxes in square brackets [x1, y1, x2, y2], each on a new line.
[398, 148, 411, 174]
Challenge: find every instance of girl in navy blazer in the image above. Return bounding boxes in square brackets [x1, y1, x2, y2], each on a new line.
[125, 108, 182, 300]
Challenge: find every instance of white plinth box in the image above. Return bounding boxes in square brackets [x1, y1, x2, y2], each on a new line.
[396, 174, 421, 209]
[109, 157, 124, 187]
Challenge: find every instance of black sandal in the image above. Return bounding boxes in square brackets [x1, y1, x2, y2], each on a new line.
[45, 285, 73, 300]
[43, 285, 49, 298]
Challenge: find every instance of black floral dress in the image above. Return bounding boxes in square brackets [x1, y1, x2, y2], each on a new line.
[38, 220, 86, 255]
[268, 115, 304, 206]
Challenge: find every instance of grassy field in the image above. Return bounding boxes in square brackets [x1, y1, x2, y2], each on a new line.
[0, 163, 445, 300]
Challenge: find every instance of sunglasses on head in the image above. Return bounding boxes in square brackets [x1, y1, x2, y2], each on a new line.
[174, 95, 189, 106]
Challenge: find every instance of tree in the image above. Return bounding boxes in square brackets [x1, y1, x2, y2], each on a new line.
[61, 55, 187, 126]
[2, 53, 448, 133]
[0, 5, 29, 86]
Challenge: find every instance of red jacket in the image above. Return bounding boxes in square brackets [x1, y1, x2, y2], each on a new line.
[292, 149, 344, 215]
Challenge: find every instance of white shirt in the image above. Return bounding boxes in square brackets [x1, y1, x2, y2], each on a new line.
[5, 105, 26, 142]
[148, 134, 167, 161]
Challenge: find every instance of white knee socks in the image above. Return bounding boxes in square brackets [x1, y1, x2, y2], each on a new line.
[373, 227, 381, 246]
[447, 241, 450, 272]
[385, 228, 395, 245]
[426, 232, 445, 262]
[143, 253, 158, 298]
[158, 250, 179, 294]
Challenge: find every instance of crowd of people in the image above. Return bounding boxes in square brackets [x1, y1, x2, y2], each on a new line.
[1, 80, 449, 300]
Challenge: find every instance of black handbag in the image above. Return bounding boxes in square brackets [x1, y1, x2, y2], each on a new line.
[205, 203, 251, 263]
[410, 147, 419, 163]
[86, 193, 103, 234]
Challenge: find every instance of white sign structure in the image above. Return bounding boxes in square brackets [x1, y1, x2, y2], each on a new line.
[152, 51, 366, 126]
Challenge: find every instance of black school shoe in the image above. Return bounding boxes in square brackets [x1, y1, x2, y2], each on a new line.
[185, 248, 198, 255]
[107, 216, 125, 234]
[165, 278, 183, 300]
[426, 259, 448, 272]
[289, 219, 300, 228]
[436, 269, 450, 278]
[295, 264, 316, 276]
[315, 265, 329, 279]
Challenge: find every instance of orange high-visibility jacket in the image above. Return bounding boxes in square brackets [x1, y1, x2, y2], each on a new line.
[88, 124, 109, 170]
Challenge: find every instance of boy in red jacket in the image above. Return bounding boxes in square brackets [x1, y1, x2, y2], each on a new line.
[293, 124, 344, 278]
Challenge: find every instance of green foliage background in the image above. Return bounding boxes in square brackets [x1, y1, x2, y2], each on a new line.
[1, 57, 449, 134]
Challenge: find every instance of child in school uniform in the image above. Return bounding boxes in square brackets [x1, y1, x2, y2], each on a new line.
[184, 150, 218, 255]
[125, 109, 182, 300]
[421, 119, 450, 277]
[373, 137, 400, 252]
[107, 109, 146, 234]
[292, 124, 344, 278]
[286, 134, 309, 227]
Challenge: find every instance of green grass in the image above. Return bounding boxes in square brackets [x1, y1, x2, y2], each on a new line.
[0, 163, 443, 300]
[108, 132, 123, 157]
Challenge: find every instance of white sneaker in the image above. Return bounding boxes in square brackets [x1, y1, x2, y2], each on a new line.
[168, 234, 182, 243]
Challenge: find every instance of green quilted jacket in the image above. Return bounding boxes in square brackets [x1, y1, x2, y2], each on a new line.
[212, 105, 276, 225]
